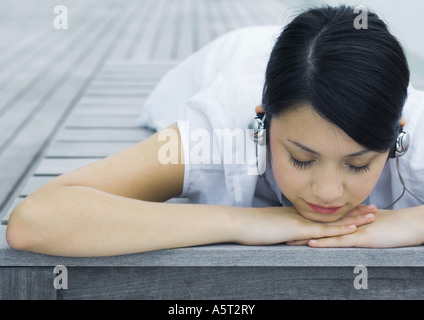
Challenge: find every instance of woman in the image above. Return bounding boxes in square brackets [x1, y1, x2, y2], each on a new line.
[6, 5, 424, 257]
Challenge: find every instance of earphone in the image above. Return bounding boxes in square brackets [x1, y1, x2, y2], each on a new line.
[248, 114, 267, 175]
[248, 113, 267, 146]
[383, 128, 424, 208]
[388, 128, 410, 158]
[248, 113, 424, 208]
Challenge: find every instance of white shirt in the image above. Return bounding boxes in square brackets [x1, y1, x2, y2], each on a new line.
[137, 26, 424, 209]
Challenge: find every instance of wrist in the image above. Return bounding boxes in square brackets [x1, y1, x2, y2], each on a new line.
[228, 206, 297, 246]
[200, 204, 253, 245]
[225, 206, 256, 245]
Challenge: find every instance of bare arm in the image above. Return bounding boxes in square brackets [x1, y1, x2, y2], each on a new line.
[6, 123, 370, 257]
[6, 124, 242, 256]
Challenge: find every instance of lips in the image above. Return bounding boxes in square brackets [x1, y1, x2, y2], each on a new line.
[306, 202, 343, 214]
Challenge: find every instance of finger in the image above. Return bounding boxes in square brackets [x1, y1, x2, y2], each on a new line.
[331, 212, 375, 227]
[308, 234, 357, 247]
[343, 204, 376, 218]
[307, 223, 357, 240]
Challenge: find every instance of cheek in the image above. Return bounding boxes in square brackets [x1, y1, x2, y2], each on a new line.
[270, 150, 309, 199]
[347, 162, 386, 202]
[344, 179, 374, 203]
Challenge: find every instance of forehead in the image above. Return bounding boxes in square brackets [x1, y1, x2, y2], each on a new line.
[270, 105, 366, 155]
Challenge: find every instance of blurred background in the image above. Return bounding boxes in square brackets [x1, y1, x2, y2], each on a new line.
[0, 0, 423, 219]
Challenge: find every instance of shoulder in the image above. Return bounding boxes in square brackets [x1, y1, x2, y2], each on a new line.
[177, 74, 264, 206]
[183, 73, 265, 129]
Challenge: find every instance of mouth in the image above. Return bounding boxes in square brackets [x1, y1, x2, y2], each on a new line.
[305, 202, 343, 214]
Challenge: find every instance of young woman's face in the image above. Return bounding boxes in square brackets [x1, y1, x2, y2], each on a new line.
[269, 105, 389, 223]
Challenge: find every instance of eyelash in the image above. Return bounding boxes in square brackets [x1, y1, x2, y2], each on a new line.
[289, 156, 370, 174]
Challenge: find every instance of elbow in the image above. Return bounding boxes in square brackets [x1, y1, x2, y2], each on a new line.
[6, 198, 44, 252]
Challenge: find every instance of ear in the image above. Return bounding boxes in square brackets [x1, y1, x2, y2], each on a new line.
[400, 117, 406, 128]
[255, 105, 265, 114]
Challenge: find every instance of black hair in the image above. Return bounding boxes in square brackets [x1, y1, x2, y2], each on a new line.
[261, 5, 410, 153]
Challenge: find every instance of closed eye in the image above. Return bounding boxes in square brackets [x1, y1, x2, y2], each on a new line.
[289, 156, 314, 169]
[347, 163, 370, 174]
[289, 156, 371, 174]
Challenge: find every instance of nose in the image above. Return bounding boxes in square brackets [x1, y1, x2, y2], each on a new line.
[311, 165, 344, 204]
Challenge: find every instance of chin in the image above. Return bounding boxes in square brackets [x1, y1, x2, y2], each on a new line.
[302, 211, 343, 223]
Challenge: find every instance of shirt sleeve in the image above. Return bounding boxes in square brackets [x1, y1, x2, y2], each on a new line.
[176, 74, 264, 206]
[176, 89, 230, 204]
[392, 85, 424, 208]
[373, 85, 424, 209]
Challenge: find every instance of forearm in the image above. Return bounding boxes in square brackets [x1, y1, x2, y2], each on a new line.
[6, 184, 375, 256]
[402, 205, 424, 246]
[6, 185, 241, 257]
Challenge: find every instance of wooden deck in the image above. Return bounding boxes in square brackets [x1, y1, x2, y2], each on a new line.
[1, 0, 424, 300]
[0, 0, 296, 223]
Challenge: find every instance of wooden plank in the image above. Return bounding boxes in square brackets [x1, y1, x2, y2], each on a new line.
[123, 0, 158, 60]
[0, 2, 91, 115]
[0, 33, 62, 111]
[2, 225, 424, 268]
[34, 158, 100, 176]
[0, 263, 422, 300]
[172, 0, 190, 59]
[0, 267, 57, 300]
[152, 0, 177, 60]
[92, 72, 167, 80]
[0, 2, 140, 214]
[88, 84, 157, 92]
[46, 142, 135, 158]
[134, 0, 167, 61]
[207, 0, 231, 37]
[196, 0, 213, 49]
[78, 97, 146, 106]
[221, 0, 244, 30]
[56, 266, 424, 300]
[1, 198, 22, 225]
[64, 114, 142, 128]
[85, 87, 156, 96]
[72, 106, 143, 116]
[0, 15, 104, 146]
[105, 0, 148, 60]
[243, 0, 280, 25]
[102, 60, 177, 71]
[54, 128, 153, 141]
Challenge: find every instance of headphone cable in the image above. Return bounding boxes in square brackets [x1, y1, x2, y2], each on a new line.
[384, 157, 424, 209]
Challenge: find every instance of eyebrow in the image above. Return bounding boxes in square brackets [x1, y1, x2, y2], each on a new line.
[287, 139, 371, 157]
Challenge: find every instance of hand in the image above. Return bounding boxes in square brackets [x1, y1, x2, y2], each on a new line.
[236, 204, 377, 246]
[284, 204, 377, 246]
[302, 206, 424, 248]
